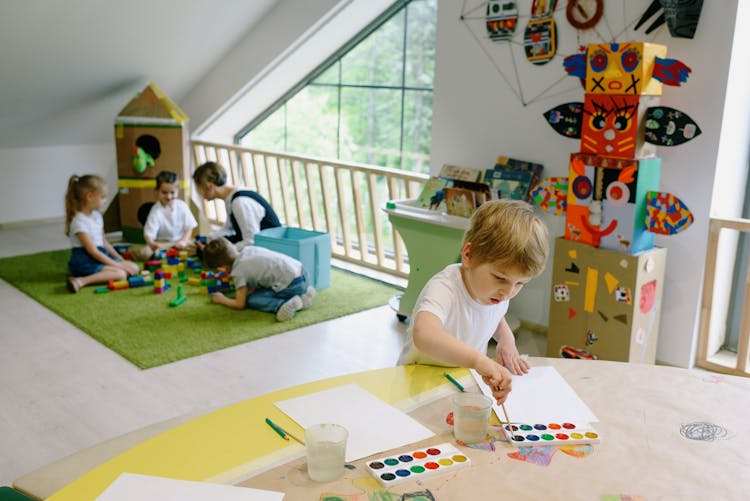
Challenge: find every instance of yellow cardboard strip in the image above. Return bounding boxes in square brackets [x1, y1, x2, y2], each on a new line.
[584, 267, 598, 313]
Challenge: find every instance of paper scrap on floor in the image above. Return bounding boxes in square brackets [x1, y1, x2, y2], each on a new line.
[94, 472, 284, 500]
[471, 366, 598, 424]
[274, 383, 435, 462]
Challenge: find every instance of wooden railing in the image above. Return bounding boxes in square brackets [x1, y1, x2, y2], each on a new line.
[697, 217, 750, 377]
[191, 140, 428, 279]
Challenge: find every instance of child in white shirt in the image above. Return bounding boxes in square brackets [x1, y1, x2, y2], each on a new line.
[398, 199, 549, 404]
[134, 170, 197, 260]
[65, 174, 139, 292]
[203, 237, 316, 322]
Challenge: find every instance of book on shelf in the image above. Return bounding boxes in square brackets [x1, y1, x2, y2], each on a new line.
[484, 168, 534, 201]
[439, 164, 482, 182]
[444, 187, 477, 218]
[494, 156, 544, 201]
[415, 177, 451, 211]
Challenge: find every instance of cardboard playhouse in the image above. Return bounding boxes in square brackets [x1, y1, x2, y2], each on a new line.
[114, 82, 192, 243]
[532, 41, 701, 363]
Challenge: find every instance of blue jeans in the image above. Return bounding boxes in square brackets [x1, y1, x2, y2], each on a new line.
[68, 246, 120, 276]
[246, 270, 310, 313]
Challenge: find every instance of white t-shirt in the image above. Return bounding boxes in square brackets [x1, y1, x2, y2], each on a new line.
[210, 188, 266, 250]
[69, 211, 104, 248]
[143, 199, 197, 242]
[231, 246, 302, 292]
[398, 263, 509, 366]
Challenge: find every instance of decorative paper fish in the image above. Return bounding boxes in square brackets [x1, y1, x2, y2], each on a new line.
[543, 103, 583, 138]
[645, 191, 694, 235]
[643, 106, 701, 146]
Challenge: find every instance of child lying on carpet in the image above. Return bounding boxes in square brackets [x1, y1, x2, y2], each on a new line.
[202, 237, 316, 321]
[65, 174, 139, 293]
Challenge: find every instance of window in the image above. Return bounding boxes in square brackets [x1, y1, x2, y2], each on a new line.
[236, 0, 436, 174]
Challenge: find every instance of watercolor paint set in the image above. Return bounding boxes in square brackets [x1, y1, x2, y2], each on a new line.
[503, 422, 601, 447]
[365, 442, 471, 486]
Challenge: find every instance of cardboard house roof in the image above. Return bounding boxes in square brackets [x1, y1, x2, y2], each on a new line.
[115, 82, 189, 124]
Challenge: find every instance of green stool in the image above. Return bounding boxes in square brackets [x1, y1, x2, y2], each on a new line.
[0, 487, 34, 501]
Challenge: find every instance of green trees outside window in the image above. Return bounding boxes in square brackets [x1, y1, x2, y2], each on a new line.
[237, 0, 436, 175]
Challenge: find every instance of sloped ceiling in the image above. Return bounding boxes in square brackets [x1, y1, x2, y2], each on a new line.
[0, 0, 278, 148]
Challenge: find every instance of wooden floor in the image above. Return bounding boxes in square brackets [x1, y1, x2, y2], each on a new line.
[0, 221, 546, 486]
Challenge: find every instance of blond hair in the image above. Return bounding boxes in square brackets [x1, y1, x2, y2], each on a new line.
[203, 237, 238, 269]
[64, 174, 107, 235]
[462, 199, 549, 276]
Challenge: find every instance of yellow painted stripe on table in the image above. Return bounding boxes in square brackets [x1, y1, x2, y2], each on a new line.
[47, 365, 457, 501]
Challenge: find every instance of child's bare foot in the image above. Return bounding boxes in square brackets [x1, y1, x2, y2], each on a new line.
[67, 277, 81, 293]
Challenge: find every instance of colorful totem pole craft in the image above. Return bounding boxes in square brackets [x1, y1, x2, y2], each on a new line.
[536, 41, 700, 255]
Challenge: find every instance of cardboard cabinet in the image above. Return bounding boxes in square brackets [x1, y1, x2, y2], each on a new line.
[546, 237, 666, 363]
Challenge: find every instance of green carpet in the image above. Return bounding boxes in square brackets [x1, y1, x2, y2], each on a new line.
[0, 249, 401, 369]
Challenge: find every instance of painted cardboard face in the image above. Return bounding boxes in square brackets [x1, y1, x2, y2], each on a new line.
[585, 42, 666, 96]
[564, 154, 661, 254]
[581, 94, 639, 157]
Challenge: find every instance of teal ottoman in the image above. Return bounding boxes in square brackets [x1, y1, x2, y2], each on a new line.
[255, 227, 332, 289]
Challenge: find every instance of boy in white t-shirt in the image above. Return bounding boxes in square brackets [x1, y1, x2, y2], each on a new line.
[397, 199, 549, 404]
[203, 237, 316, 322]
[134, 171, 197, 260]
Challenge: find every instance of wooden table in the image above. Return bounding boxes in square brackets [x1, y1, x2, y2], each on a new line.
[46, 358, 750, 500]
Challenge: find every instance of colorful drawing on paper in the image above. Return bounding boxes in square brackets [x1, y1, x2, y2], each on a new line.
[457, 425, 508, 452]
[559, 444, 593, 457]
[507, 445, 557, 466]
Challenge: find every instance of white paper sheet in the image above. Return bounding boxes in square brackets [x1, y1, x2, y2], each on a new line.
[95, 473, 284, 501]
[274, 383, 435, 461]
[471, 366, 598, 424]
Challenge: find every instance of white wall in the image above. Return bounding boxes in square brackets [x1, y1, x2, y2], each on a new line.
[0, 144, 115, 226]
[430, 0, 744, 367]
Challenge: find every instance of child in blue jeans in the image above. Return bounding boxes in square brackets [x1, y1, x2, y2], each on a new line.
[203, 237, 316, 321]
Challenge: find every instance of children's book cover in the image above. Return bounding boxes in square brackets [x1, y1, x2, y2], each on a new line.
[484, 168, 534, 201]
[452, 180, 491, 206]
[495, 156, 544, 201]
[415, 177, 451, 210]
[439, 164, 482, 182]
[444, 188, 477, 218]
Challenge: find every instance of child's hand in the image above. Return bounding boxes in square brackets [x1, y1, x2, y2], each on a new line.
[148, 242, 160, 251]
[497, 345, 530, 375]
[210, 292, 225, 304]
[476, 358, 513, 405]
[118, 260, 140, 276]
[174, 240, 188, 249]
